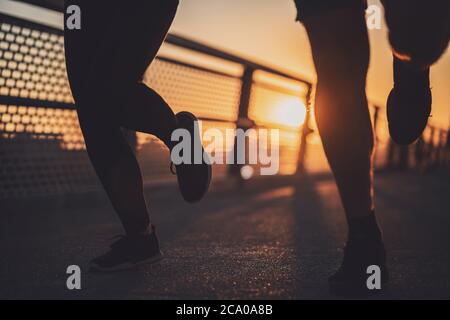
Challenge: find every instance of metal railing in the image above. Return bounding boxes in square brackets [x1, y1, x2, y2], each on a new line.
[0, 1, 313, 199]
[1, 1, 448, 200]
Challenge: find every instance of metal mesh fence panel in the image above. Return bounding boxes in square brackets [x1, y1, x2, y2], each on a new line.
[0, 14, 243, 199]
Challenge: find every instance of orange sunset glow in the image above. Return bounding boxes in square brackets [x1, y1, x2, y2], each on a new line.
[171, 0, 450, 130]
[1, 0, 450, 301]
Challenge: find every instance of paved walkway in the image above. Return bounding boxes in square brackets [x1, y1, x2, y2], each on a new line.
[1, 170, 449, 299]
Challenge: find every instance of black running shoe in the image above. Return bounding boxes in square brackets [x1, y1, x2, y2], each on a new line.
[387, 57, 432, 146]
[329, 239, 389, 296]
[90, 226, 163, 272]
[171, 111, 212, 203]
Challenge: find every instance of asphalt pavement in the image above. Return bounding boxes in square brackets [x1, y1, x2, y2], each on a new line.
[1, 170, 449, 299]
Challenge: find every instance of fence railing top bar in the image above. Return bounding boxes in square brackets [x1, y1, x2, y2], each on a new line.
[14, 0, 63, 12]
[165, 34, 312, 87]
[0, 11, 63, 34]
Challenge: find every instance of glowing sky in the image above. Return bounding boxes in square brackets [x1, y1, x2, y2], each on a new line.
[171, 0, 450, 130]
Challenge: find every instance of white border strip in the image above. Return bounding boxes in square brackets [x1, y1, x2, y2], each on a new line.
[0, 0, 63, 30]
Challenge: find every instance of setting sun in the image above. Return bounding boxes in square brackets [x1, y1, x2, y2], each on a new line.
[271, 97, 307, 128]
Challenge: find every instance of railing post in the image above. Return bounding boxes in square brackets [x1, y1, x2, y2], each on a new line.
[443, 130, 447, 166]
[428, 126, 436, 168]
[398, 145, 409, 170]
[446, 131, 450, 166]
[438, 129, 447, 166]
[229, 67, 255, 181]
[238, 67, 254, 121]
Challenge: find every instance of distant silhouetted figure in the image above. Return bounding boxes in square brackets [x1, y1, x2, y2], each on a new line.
[294, 0, 449, 294]
[64, 0, 211, 272]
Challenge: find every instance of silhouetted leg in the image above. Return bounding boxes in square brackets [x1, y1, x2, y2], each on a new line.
[382, 0, 449, 145]
[303, 8, 375, 222]
[64, 1, 179, 235]
[299, 5, 388, 292]
[92, 2, 179, 147]
[77, 108, 150, 235]
[115, 83, 177, 149]
[69, 0, 178, 146]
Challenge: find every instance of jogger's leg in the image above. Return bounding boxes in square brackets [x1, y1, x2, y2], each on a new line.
[64, 0, 179, 235]
[82, 1, 179, 149]
[382, 0, 449, 145]
[77, 109, 150, 235]
[115, 83, 177, 149]
[303, 8, 375, 223]
[83, 0, 211, 204]
[302, 8, 387, 292]
[65, 1, 179, 148]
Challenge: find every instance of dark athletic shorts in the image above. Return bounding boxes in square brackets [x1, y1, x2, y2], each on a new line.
[294, 0, 368, 22]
